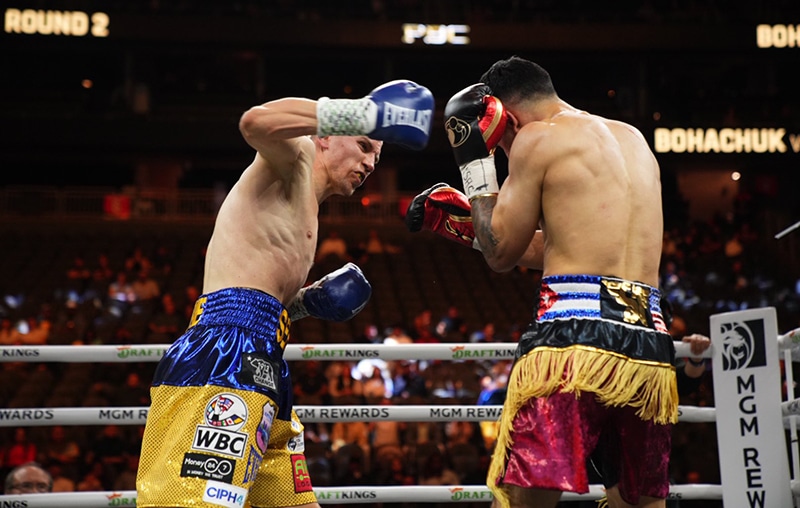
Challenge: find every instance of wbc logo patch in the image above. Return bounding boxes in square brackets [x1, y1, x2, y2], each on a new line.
[192, 393, 249, 459]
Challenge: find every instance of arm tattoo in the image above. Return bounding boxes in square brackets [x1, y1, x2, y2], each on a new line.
[471, 195, 500, 258]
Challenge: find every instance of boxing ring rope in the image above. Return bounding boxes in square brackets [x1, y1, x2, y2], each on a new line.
[0, 339, 723, 363]
[0, 484, 726, 507]
[0, 403, 720, 426]
[0, 324, 795, 364]
[2, 328, 799, 506]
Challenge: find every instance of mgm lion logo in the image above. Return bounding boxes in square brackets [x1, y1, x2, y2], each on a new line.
[719, 320, 767, 371]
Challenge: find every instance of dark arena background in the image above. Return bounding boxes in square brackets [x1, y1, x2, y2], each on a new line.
[1, 2, 800, 507]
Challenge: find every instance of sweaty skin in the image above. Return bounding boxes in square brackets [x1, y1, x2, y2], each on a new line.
[472, 99, 663, 288]
[203, 98, 381, 306]
[197, 99, 380, 508]
[473, 96, 666, 508]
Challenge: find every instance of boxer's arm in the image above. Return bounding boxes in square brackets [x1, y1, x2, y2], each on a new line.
[406, 183, 544, 269]
[240, 98, 319, 146]
[519, 232, 544, 270]
[239, 98, 319, 169]
[472, 126, 549, 273]
[443, 83, 539, 272]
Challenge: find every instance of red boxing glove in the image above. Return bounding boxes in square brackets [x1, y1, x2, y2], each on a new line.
[405, 183, 478, 249]
[479, 95, 507, 152]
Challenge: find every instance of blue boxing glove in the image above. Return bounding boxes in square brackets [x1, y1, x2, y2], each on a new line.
[317, 80, 434, 150]
[288, 263, 372, 322]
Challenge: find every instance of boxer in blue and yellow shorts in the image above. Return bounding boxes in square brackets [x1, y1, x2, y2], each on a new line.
[137, 288, 314, 508]
[136, 77, 427, 508]
[487, 275, 679, 507]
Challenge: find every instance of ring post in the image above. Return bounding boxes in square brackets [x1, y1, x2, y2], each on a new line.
[711, 307, 792, 507]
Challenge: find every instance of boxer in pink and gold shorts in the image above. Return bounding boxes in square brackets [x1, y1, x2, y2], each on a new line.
[487, 274, 678, 507]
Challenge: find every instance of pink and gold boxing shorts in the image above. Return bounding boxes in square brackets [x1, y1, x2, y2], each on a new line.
[487, 274, 678, 507]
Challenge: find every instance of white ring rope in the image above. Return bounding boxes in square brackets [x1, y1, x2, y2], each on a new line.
[0, 403, 718, 427]
[779, 326, 800, 361]
[5, 328, 798, 505]
[0, 340, 720, 363]
[0, 328, 797, 363]
[0, 484, 724, 506]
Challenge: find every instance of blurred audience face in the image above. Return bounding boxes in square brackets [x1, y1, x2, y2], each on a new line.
[5, 464, 52, 494]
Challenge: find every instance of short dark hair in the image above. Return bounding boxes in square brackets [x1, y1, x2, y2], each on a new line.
[4, 462, 53, 493]
[480, 56, 556, 104]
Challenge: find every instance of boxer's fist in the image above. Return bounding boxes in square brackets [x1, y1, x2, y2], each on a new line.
[368, 80, 434, 150]
[317, 80, 434, 150]
[288, 263, 371, 322]
[405, 183, 478, 249]
[444, 84, 507, 167]
[444, 84, 506, 199]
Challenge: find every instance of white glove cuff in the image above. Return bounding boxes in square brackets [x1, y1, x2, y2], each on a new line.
[287, 287, 310, 322]
[459, 156, 499, 200]
[316, 97, 377, 137]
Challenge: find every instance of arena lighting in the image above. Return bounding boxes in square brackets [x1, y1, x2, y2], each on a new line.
[731, 171, 741, 181]
[401, 23, 470, 45]
[4, 8, 109, 37]
[757, 24, 800, 48]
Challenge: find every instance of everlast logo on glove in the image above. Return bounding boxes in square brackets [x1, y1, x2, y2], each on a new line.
[381, 102, 432, 133]
[317, 79, 434, 150]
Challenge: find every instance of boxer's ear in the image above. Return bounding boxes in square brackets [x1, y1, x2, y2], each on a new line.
[505, 111, 520, 134]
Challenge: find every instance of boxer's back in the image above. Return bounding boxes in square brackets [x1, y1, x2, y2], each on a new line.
[540, 111, 663, 287]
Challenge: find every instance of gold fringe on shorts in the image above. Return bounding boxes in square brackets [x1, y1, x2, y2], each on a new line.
[487, 345, 678, 508]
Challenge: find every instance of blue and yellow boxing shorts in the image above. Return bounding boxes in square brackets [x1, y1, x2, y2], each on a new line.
[137, 287, 316, 508]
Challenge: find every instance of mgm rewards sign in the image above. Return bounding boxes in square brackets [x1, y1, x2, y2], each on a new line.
[711, 307, 791, 507]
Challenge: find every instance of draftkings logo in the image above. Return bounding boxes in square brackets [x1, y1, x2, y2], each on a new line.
[719, 319, 767, 371]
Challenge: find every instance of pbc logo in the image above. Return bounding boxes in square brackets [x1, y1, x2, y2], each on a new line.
[192, 393, 248, 459]
[720, 319, 767, 371]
